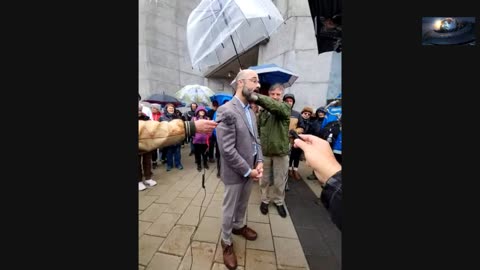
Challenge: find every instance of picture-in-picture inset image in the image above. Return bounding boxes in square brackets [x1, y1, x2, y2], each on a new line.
[422, 17, 475, 46]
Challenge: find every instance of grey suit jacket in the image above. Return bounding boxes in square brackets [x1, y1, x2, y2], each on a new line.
[216, 96, 263, 185]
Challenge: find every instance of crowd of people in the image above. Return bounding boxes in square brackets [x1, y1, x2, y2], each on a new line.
[138, 69, 342, 270]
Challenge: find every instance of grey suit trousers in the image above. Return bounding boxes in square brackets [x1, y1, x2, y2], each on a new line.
[221, 178, 253, 245]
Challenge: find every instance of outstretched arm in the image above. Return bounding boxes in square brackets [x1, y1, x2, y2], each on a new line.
[139, 119, 217, 153]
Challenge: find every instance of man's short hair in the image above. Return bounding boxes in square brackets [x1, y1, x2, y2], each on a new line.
[269, 83, 284, 92]
[231, 69, 254, 91]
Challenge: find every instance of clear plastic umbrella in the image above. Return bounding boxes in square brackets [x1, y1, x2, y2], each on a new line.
[186, 0, 284, 71]
[175, 85, 216, 106]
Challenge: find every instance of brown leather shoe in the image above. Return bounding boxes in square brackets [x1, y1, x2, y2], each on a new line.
[221, 240, 237, 270]
[288, 169, 293, 178]
[293, 170, 302, 180]
[232, 225, 257, 240]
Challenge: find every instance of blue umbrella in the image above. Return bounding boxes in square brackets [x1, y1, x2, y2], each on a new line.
[210, 92, 233, 105]
[248, 63, 299, 88]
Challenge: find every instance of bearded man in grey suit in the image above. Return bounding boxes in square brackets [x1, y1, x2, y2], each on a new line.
[215, 69, 264, 270]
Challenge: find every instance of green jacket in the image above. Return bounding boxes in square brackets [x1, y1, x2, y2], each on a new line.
[255, 94, 291, 156]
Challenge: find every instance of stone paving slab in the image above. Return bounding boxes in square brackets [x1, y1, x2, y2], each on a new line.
[145, 184, 171, 196]
[206, 175, 220, 186]
[190, 190, 213, 207]
[193, 216, 222, 243]
[176, 205, 208, 226]
[139, 196, 158, 210]
[139, 235, 165, 266]
[205, 179, 220, 194]
[178, 186, 201, 199]
[169, 180, 191, 192]
[211, 192, 224, 201]
[182, 171, 203, 185]
[245, 222, 274, 251]
[247, 204, 270, 224]
[214, 181, 224, 192]
[139, 221, 152, 238]
[178, 241, 216, 270]
[146, 252, 182, 270]
[144, 212, 181, 237]
[155, 191, 180, 204]
[269, 214, 299, 239]
[278, 266, 309, 270]
[139, 203, 168, 222]
[204, 199, 223, 218]
[248, 183, 262, 205]
[273, 237, 308, 269]
[163, 197, 192, 214]
[158, 225, 195, 256]
[245, 249, 277, 270]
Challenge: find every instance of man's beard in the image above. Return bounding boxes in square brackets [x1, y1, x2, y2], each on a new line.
[242, 86, 255, 101]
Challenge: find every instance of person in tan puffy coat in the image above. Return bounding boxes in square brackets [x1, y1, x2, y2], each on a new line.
[138, 116, 217, 154]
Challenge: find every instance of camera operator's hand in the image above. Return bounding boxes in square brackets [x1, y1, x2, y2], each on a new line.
[294, 134, 341, 184]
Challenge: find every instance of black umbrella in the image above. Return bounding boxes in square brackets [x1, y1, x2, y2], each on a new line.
[144, 92, 185, 107]
[307, 0, 342, 54]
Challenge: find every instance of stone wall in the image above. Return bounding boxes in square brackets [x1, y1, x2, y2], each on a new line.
[260, 0, 341, 111]
[139, 0, 341, 110]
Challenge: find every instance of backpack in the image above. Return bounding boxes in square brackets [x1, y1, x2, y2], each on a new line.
[319, 120, 341, 145]
[319, 105, 342, 150]
[332, 131, 342, 155]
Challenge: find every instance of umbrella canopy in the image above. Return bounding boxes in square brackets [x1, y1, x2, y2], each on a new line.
[186, 0, 284, 70]
[210, 92, 233, 105]
[307, 0, 342, 54]
[248, 64, 299, 89]
[144, 93, 185, 107]
[175, 85, 215, 107]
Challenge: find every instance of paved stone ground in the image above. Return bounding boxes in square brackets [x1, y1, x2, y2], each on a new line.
[139, 147, 339, 270]
[284, 165, 342, 270]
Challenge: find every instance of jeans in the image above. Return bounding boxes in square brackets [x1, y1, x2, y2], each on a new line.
[166, 145, 182, 168]
[190, 141, 195, 154]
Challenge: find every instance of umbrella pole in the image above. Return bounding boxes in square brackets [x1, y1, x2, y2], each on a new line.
[230, 35, 242, 69]
[217, 0, 242, 70]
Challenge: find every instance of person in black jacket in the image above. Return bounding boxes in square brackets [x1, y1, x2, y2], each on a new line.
[293, 134, 342, 231]
[160, 103, 184, 171]
[306, 106, 327, 180]
[206, 100, 219, 163]
[184, 102, 198, 156]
